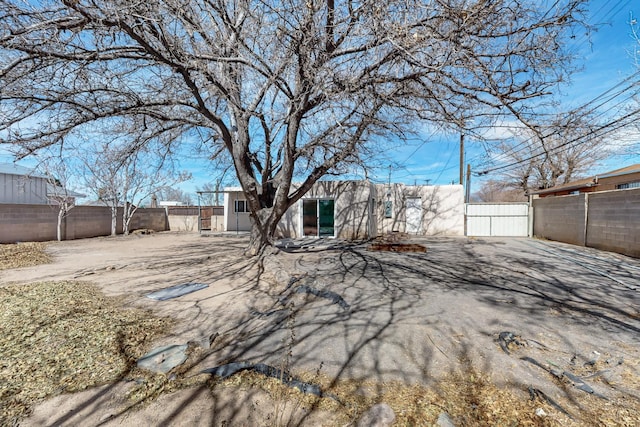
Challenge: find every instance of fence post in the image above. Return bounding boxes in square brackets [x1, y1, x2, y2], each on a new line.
[583, 193, 589, 247]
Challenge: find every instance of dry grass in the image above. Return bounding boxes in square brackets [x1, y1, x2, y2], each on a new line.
[0, 281, 172, 425]
[116, 360, 640, 426]
[209, 367, 640, 426]
[0, 242, 51, 270]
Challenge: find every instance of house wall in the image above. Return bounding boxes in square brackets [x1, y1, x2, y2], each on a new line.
[223, 191, 252, 232]
[221, 181, 464, 239]
[374, 184, 464, 236]
[277, 180, 374, 239]
[0, 205, 168, 243]
[533, 188, 640, 258]
[0, 173, 48, 205]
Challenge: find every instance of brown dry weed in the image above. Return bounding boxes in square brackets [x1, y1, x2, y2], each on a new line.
[0, 281, 172, 425]
[0, 242, 51, 270]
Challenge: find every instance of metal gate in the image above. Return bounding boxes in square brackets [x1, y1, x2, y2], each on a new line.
[466, 203, 529, 237]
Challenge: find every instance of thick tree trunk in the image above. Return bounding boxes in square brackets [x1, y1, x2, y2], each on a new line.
[246, 223, 273, 257]
[244, 206, 286, 257]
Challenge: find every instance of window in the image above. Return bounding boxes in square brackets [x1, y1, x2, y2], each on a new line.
[384, 201, 393, 218]
[234, 199, 249, 213]
[616, 181, 640, 190]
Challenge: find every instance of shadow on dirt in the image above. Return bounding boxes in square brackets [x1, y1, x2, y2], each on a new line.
[24, 236, 640, 425]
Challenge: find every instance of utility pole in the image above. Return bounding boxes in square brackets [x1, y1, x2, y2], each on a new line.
[459, 133, 464, 185]
[465, 164, 471, 203]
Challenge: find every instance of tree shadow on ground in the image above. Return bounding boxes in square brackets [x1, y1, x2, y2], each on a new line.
[23, 236, 640, 426]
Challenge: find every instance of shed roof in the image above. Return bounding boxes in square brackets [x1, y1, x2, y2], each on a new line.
[0, 162, 47, 178]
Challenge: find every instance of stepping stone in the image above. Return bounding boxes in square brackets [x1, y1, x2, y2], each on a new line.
[137, 344, 188, 373]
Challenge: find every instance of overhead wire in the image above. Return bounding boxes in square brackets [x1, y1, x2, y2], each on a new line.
[476, 105, 640, 176]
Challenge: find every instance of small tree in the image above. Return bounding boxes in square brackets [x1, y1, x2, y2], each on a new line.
[81, 140, 190, 235]
[483, 113, 607, 193]
[38, 152, 84, 241]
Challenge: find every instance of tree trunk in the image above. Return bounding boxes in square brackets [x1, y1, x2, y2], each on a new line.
[110, 206, 117, 236]
[57, 208, 64, 242]
[244, 207, 285, 257]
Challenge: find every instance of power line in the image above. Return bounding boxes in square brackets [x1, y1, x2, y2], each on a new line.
[476, 106, 640, 176]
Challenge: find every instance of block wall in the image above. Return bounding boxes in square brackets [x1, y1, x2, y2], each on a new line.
[533, 194, 586, 246]
[533, 189, 640, 258]
[586, 189, 640, 258]
[0, 205, 168, 243]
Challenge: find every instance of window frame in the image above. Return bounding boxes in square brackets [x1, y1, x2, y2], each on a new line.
[234, 199, 249, 213]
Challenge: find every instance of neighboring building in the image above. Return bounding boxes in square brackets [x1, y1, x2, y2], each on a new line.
[0, 162, 85, 205]
[530, 164, 640, 197]
[223, 180, 464, 239]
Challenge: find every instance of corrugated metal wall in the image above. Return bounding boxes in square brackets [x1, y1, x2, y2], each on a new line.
[466, 203, 529, 237]
[0, 173, 48, 204]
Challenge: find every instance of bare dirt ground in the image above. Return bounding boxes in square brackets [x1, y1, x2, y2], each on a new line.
[2, 232, 639, 426]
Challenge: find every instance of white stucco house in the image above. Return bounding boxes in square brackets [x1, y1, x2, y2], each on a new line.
[223, 180, 464, 239]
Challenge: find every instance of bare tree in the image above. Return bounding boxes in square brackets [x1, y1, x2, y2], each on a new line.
[471, 179, 527, 203]
[482, 112, 607, 194]
[37, 151, 84, 241]
[80, 140, 190, 235]
[0, 0, 588, 254]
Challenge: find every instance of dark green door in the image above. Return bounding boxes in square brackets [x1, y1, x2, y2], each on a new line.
[318, 199, 335, 237]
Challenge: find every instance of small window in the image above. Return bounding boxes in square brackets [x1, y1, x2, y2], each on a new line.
[234, 200, 249, 213]
[616, 181, 640, 190]
[384, 201, 393, 218]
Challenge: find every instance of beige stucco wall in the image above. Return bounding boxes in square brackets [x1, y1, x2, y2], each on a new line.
[222, 181, 464, 239]
[168, 214, 224, 231]
[277, 180, 374, 239]
[223, 190, 253, 232]
[374, 184, 464, 236]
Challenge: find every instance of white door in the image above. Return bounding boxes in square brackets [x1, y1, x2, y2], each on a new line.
[406, 198, 422, 234]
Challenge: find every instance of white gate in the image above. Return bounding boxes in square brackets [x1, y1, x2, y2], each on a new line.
[466, 203, 529, 237]
[406, 197, 422, 234]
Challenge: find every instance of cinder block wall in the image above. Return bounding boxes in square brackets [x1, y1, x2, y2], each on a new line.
[129, 208, 169, 232]
[533, 189, 640, 258]
[533, 195, 586, 246]
[0, 205, 168, 243]
[586, 189, 640, 258]
[0, 204, 59, 243]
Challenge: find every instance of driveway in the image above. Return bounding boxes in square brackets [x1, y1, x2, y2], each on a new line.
[6, 233, 638, 425]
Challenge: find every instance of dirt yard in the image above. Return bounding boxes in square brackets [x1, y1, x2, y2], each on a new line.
[1, 232, 639, 426]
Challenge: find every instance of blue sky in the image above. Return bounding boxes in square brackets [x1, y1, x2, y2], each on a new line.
[3, 0, 640, 197]
[381, 0, 640, 191]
